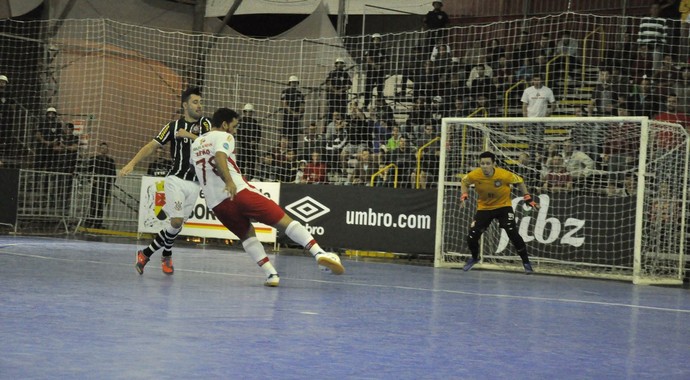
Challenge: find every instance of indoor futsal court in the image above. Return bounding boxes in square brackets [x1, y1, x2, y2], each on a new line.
[1, 235, 689, 379]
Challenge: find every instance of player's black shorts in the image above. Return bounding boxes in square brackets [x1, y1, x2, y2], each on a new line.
[470, 206, 516, 232]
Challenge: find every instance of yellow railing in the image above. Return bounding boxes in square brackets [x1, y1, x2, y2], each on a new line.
[370, 163, 398, 188]
[414, 137, 440, 189]
[545, 54, 570, 97]
[581, 27, 605, 84]
[503, 80, 526, 117]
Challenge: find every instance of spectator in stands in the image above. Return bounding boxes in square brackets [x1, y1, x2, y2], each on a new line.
[372, 163, 393, 187]
[629, 76, 662, 118]
[325, 57, 352, 123]
[236, 103, 262, 179]
[487, 38, 506, 70]
[293, 159, 308, 184]
[271, 135, 291, 169]
[463, 40, 486, 73]
[35, 107, 62, 172]
[147, 146, 172, 177]
[280, 76, 305, 149]
[536, 33, 555, 59]
[652, 93, 690, 191]
[521, 74, 556, 118]
[474, 94, 493, 116]
[675, 65, 690, 113]
[85, 141, 116, 229]
[514, 56, 535, 83]
[562, 140, 595, 193]
[541, 154, 573, 193]
[363, 33, 389, 108]
[385, 136, 417, 188]
[492, 55, 513, 97]
[430, 37, 453, 75]
[652, 53, 680, 85]
[637, 2, 669, 70]
[658, 0, 683, 61]
[383, 125, 402, 153]
[413, 60, 437, 100]
[451, 94, 473, 117]
[513, 152, 541, 191]
[254, 152, 280, 182]
[511, 30, 534, 69]
[324, 111, 342, 141]
[299, 121, 326, 160]
[407, 97, 431, 134]
[589, 69, 617, 116]
[603, 106, 639, 190]
[467, 64, 494, 105]
[277, 149, 299, 183]
[350, 149, 378, 186]
[606, 172, 637, 197]
[369, 96, 396, 130]
[553, 31, 580, 81]
[324, 116, 349, 177]
[303, 151, 328, 184]
[422, 0, 449, 54]
[606, 32, 635, 76]
[55, 122, 79, 210]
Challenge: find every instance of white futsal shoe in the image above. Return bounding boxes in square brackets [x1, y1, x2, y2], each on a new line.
[264, 274, 280, 287]
[315, 252, 345, 275]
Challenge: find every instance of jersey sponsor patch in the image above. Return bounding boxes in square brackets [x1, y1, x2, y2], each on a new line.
[222, 142, 230, 150]
[494, 180, 503, 187]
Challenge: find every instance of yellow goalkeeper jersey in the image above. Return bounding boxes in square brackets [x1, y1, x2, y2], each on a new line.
[462, 167, 524, 210]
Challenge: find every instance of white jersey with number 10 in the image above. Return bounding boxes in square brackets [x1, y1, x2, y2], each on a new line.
[190, 130, 254, 209]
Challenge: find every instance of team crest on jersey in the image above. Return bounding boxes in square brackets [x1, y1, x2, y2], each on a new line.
[191, 125, 200, 135]
[174, 201, 182, 211]
[223, 142, 230, 150]
[494, 180, 502, 187]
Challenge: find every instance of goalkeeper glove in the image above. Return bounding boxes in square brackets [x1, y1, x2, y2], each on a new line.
[523, 194, 538, 208]
[460, 192, 469, 203]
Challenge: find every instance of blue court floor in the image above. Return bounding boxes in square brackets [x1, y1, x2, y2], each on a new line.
[1, 236, 689, 380]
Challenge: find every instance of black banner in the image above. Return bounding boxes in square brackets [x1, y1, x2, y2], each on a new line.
[452, 193, 636, 266]
[280, 185, 437, 254]
[0, 169, 19, 226]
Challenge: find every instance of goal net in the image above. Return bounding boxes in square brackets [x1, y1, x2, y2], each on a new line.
[436, 117, 689, 285]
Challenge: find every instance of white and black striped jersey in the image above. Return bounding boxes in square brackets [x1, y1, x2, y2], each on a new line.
[154, 116, 212, 181]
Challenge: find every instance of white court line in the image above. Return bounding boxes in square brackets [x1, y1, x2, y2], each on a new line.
[2, 249, 690, 315]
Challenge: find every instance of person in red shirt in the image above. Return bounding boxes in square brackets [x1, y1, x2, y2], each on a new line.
[653, 94, 690, 150]
[303, 151, 328, 184]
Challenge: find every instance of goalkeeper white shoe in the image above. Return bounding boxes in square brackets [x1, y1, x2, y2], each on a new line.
[316, 252, 345, 275]
[264, 274, 280, 287]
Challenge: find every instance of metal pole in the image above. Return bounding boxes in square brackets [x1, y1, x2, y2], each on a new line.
[337, 0, 346, 37]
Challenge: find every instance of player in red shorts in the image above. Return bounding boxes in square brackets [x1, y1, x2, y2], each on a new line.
[190, 108, 345, 287]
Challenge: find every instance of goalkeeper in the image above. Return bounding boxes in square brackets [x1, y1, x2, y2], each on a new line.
[459, 151, 539, 273]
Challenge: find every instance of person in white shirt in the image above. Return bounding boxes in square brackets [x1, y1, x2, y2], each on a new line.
[190, 108, 345, 287]
[521, 74, 556, 117]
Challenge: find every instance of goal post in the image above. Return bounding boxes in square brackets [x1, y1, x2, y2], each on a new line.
[435, 117, 689, 285]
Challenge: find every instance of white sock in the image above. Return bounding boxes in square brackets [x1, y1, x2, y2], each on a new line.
[242, 237, 277, 276]
[285, 220, 323, 257]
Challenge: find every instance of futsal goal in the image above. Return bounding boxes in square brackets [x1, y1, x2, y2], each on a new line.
[435, 117, 689, 285]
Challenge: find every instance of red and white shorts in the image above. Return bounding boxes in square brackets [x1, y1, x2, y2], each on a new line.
[212, 189, 285, 238]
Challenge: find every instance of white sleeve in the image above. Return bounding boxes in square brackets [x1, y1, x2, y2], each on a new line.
[213, 133, 235, 156]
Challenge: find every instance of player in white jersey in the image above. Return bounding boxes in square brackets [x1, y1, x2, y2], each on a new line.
[191, 108, 345, 287]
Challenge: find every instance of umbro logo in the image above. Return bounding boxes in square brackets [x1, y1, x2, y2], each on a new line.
[285, 196, 330, 222]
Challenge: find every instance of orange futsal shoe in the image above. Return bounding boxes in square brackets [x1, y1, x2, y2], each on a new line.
[135, 250, 150, 275]
[161, 256, 174, 275]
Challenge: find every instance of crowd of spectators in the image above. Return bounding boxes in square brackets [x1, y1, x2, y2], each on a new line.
[232, 1, 690, 193]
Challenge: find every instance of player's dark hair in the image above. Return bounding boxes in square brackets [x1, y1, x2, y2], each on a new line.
[181, 87, 202, 105]
[479, 151, 496, 162]
[212, 107, 239, 128]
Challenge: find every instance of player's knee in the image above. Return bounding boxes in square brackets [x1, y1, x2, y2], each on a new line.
[170, 218, 184, 229]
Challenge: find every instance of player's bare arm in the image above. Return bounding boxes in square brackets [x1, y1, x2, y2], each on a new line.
[119, 140, 159, 176]
[214, 151, 237, 199]
[517, 182, 540, 209]
[459, 178, 470, 209]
